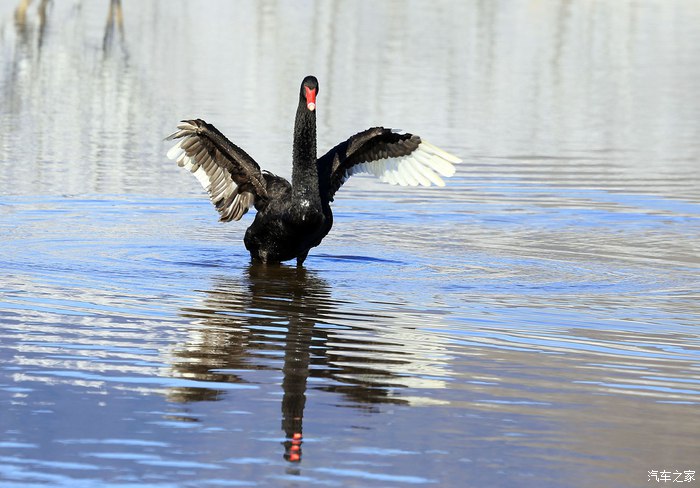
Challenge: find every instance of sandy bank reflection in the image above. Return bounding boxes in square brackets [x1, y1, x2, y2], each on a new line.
[172, 264, 419, 461]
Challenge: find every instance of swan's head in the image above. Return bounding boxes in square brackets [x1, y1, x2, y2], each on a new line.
[301, 76, 319, 112]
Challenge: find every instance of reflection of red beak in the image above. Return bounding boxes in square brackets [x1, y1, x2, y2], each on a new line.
[304, 86, 316, 111]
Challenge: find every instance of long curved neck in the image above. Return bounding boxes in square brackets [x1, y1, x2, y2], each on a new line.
[291, 100, 320, 206]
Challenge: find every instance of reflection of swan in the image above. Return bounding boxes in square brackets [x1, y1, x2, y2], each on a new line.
[172, 264, 412, 462]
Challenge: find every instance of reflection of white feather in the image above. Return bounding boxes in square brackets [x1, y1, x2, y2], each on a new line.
[349, 140, 461, 187]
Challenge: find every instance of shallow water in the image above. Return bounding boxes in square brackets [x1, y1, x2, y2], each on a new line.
[1, 1, 699, 487]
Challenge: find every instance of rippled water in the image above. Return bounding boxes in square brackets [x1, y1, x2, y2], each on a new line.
[1, 1, 699, 487]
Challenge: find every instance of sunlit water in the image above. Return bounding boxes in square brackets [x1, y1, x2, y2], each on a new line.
[1, 1, 699, 487]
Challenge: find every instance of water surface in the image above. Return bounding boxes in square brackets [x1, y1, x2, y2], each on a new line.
[1, 1, 699, 487]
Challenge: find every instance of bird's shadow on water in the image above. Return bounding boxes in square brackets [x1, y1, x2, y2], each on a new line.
[315, 253, 406, 265]
[172, 262, 412, 463]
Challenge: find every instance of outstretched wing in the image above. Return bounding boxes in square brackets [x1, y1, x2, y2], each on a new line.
[318, 127, 461, 201]
[165, 119, 268, 222]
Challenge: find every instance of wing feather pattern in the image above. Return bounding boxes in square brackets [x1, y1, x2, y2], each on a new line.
[318, 127, 461, 201]
[165, 119, 267, 222]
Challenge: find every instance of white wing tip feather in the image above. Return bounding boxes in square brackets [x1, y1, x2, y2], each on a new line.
[192, 166, 213, 190]
[166, 138, 211, 192]
[421, 140, 463, 164]
[166, 140, 184, 160]
[361, 140, 459, 188]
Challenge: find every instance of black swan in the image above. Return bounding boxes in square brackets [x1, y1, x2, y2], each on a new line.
[166, 76, 460, 266]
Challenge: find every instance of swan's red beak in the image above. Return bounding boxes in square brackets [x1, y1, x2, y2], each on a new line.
[304, 86, 316, 111]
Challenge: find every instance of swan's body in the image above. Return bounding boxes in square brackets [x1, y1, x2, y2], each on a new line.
[166, 76, 460, 265]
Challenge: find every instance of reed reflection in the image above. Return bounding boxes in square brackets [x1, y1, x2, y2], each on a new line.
[103, 0, 126, 55]
[10, 0, 126, 57]
[14, 0, 50, 46]
[174, 264, 412, 462]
